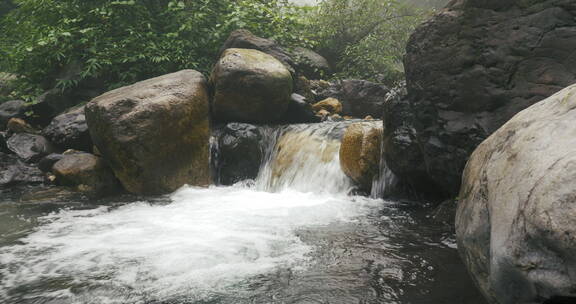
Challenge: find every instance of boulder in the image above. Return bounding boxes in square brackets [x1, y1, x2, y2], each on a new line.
[339, 123, 383, 190]
[292, 47, 332, 79]
[7, 133, 56, 163]
[456, 84, 576, 304]
[213, 123, 265, 185]
[219, 30, 331, 79]
[38, 153, 64, 172]
[219, 29, 296, 75]
[0, 100, 25, 129]
[312, 79, 389, 118]
[6, 118, 36, 134]
[211, 48, 293, 123]
[0, 152, 44, 187]
[282, 94, 320, 123]
[52, 152, 119, 197]
[85, 70, 210, 195]
[312, 98, 342, 115]
[385, 0, 576, 197]
[43, 106, 92, 152]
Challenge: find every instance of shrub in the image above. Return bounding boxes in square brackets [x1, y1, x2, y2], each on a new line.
[0, 0, 308, 99]
[305, 0, 429, 85]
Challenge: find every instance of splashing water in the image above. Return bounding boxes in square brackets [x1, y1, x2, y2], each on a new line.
[0, 121, 485, 304]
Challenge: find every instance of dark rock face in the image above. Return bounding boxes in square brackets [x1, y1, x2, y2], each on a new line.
[0, 131, 8, 153]
[38, 153, 64, 173]
[211, 48, 293, 123]
[282, 94, 321, 124]
[0, 152, 44, 187]
[0, 100, 25, 130]
[313, 80, 389, 118]
[456, 84, 576, 304]
[384, 0, 576, 196]
[7, 133, 56, 163]
[85, 70, 210, 195]
[213, 123, 266, 185]
[292, 47, 332, 80]
[52, 152, 120, 197]
[43, 106, 92, 152]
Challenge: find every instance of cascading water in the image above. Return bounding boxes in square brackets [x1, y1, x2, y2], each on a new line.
[0, 121, 485, 304]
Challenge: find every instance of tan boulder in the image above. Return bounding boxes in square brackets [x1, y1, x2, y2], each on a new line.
[53, 152, 120, 197]
[339, 123, 383, 190]
[85, 70, 210, 195]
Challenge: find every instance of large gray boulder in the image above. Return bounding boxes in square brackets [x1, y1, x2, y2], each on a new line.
[211, 48, 293, 123]
[0, 152, 44, 187]
[85, 70, 210, 195]
[384, 0, 576, 197]
[456, 84, 576, 304]
[7, 133, 56, 163]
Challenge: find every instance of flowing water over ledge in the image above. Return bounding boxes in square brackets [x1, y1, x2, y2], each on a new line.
[0, 121, 486, 304]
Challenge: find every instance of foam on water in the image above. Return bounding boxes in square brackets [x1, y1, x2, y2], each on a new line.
[0, 186, 382, 303]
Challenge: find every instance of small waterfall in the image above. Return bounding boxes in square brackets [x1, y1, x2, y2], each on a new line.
[254, 123, 353, 194]
[212, 120, 395, 197]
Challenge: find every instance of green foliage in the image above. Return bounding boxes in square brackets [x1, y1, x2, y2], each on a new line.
[0, 0, 308, 98]
[305, 0, 429, 85]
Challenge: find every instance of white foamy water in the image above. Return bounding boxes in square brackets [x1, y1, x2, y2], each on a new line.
[0, 186, 382, 303]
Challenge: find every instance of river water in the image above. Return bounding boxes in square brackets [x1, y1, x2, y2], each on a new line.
[0, 121, 485, 304]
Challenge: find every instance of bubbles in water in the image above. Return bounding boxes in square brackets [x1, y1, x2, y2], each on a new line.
[0, 186, 381, 303]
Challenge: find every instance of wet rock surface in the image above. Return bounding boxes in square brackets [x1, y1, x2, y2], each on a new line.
[339, 123, 383, 190]
[385, 0, 576, 197]
[213, 123, 266, 186]
[86, 70, 211, 195]
[456, 84, 576, 304]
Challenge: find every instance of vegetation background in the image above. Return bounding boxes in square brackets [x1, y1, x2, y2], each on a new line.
[0, 0, 448, 104]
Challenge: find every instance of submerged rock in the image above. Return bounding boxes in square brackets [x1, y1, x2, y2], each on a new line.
[0, 152, 44, 187]
[7, 133, 55, 163]
[213, 123, 265, 185]
[0, 100, 25, 130]
[43, 106, 92, 152]
[85, 70, 210, 195]
[339, 123, 382, 190]
[211, 48, 293, 123]
[385, 0, 576, 197]
[52, 152, 119, 197]
[456, 84, 576, 304]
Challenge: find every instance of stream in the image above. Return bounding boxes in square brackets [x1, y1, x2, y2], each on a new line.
[0, 121, 486, 304]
